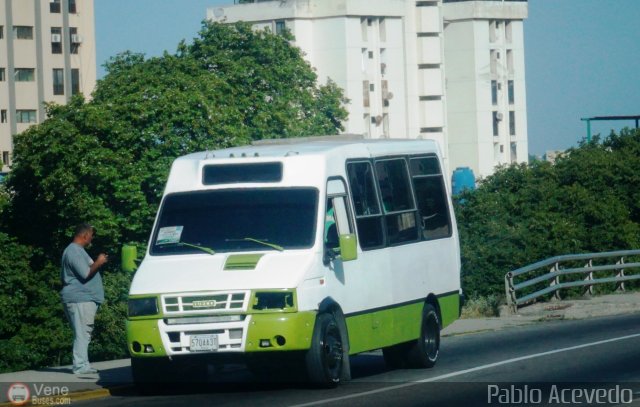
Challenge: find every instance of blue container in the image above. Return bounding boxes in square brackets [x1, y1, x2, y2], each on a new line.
[452, 167, 475, 195]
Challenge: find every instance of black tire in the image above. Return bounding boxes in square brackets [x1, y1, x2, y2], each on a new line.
[406, 303, 440, 368]
[305, 313, 344, 387]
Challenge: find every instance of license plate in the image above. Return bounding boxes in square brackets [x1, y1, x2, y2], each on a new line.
[190, 334, 218, 352]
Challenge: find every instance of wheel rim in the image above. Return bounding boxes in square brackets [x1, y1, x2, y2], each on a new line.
[321, 323, 343, 379]
[423, 313, 440, 360]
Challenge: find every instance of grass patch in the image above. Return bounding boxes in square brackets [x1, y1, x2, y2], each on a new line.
[461, 295, 502, 318]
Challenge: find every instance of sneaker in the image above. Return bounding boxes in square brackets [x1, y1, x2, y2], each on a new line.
[74, 367, 98, 375]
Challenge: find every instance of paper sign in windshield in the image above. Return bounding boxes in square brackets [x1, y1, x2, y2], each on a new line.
[157, 226, 184, 245]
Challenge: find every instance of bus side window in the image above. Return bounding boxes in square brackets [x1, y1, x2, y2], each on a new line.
[325, 195, 352, 250]
[347, 162, 384, 249]
[324, 199, 339, 250]
[409, 156, 452, 240]
[375, 158, 419, 245]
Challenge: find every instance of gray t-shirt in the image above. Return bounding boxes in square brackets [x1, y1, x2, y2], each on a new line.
[60, 243, 104, 304]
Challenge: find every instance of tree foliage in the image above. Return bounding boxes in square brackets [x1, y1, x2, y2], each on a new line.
[457, 128, 640, 298]
[0, 21, 348, 372]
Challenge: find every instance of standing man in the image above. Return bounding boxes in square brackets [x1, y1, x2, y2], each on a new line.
[60, 223, 108, 374]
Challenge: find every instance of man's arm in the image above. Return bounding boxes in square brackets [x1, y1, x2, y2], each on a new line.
[87, 254, 108, 279]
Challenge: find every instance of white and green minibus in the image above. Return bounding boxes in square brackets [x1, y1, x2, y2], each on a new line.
[126, 136, 462, 387]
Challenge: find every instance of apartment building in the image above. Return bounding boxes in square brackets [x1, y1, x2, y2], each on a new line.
[209, 0, 448, 165]
[0, 0, 96, 173]
[208, 0, 528, 178]
[443, 0, 529, 177]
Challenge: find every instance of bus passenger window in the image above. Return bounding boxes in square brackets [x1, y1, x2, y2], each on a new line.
[410, 156, 452, 240]
[347, 162, 384, 249]
[375, 159, 419, 245]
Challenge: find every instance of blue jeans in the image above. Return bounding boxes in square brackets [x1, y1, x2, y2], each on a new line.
[64, 302, 98, 373]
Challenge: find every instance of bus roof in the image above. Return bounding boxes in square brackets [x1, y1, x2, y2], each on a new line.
[164, 138, 444, 194]
[176, 137, 442, 163]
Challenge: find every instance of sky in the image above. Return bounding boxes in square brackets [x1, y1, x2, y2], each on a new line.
[94, 0, 640, 156]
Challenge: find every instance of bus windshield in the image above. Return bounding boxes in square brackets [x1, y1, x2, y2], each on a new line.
[150, 188, 318, 255]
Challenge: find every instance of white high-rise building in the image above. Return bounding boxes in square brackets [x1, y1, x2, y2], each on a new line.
[209, 0, 528, 178]
[0, 0, 96, 173]
[443, 0, 528, 177]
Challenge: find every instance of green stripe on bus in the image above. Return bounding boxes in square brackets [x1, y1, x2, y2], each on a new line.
[346, 301, 423, 354]
[438, 292, 460, 329]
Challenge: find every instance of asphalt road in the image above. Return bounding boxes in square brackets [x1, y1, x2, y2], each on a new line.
[77, 313, 640, 407]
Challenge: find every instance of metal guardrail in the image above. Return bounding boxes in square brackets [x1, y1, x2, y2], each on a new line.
[505, 250, 640, 313]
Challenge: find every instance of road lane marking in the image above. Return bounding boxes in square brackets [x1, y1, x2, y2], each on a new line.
[291, 332, 640, 407]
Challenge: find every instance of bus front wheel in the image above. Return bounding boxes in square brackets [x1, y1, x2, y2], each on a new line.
[305, 313, 344, 387]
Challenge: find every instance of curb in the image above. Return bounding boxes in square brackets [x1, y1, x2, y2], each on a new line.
[0, 385, 134, 407]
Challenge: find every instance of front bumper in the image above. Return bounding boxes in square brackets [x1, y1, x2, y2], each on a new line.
[127, 311, 316, 358]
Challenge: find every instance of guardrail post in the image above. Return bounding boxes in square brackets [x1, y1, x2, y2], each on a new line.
[505, 272, 517, 314]
[582, 259, 594, 296]
[616, 257, 626, 292]
[550, 262, 561, 300]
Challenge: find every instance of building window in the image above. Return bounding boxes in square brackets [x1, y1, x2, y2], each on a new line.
[53, 69, 64, 95]
[491, 80, 498, 106]
[381, 80, 389, 107]
[13, 26, 34, 40]
[2, 151, 9, 167]
[347, 161, 384, 249]
[493, 111, 499, 137]
[50, 0, 61, 13]
[490, 50, 498, 75]
[508, 80, 514, 104]
[379, 18, 386, 42]
[0, 110, 6, 123]
[71, 69, 80, 95]
[489, 20, 497, 43]
[51, 27, 62, 54]
[16, 110, 37, 124]
[69, 0, 77, 13]
[507, 50, 514, 74]
[0, 26, 3, 39]
[0, 68, 5, 81]
[70, 27, 80, 54]
[361, 18, 368, 41]
[509, 111, 516, 136]
[275, 20, 285, 35]
[506, 21, 513, 43]
[363, 80, 370, 107]
[14, 68, 35, 82]
[510, 142, 517, 163]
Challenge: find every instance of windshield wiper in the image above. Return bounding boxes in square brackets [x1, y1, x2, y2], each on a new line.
[225, 238, 284, 252]
[157, 241, 216, 255]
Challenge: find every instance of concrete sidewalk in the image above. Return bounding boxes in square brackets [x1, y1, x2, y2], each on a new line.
[1, 291, 639, 404]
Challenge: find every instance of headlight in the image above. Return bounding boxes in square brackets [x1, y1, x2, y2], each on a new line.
[128, 297, 158, 317]
[253, 291, 295, 311]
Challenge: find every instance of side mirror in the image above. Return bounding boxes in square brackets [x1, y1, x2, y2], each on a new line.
[339, 234, 357, 262]
[121, 244, 138, 272]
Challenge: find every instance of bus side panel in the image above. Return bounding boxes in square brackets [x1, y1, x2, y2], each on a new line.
[345, 301, 422, 355]
[437, 291, 461, 329]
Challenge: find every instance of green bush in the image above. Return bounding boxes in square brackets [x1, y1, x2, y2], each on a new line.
[457, 128, 640, 299]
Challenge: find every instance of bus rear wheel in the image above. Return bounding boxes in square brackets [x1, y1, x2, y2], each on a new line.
[407, 303, 440, 368]
[305, 313, 344, 387]
[382, 303, 440, 369]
